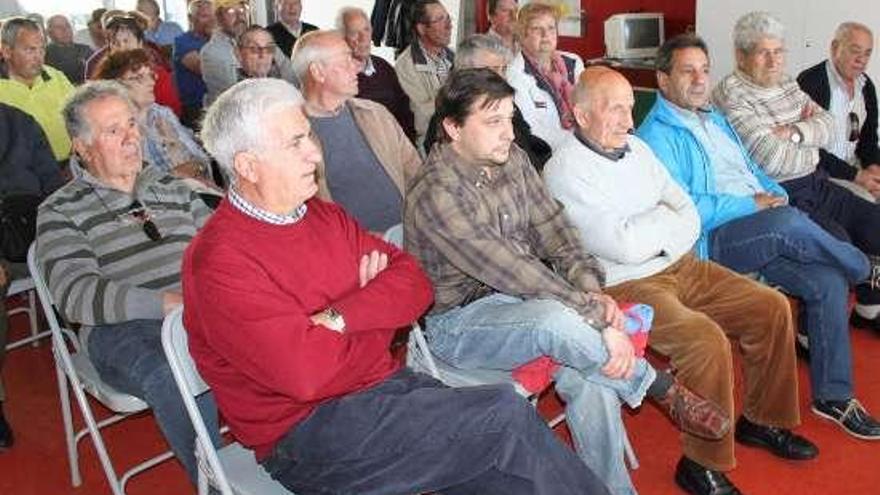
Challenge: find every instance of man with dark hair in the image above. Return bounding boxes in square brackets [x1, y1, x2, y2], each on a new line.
[0, 102, 66, 449]
[338, 6, 416, 142]
[641, 34, 880, 448]
[486, 0, 518, 53]
[798, 22, 879, 203]
[267, 0, 318, 58]
[0, 17, 75, 163]
[395, 0, 454, 146]
[423, 33, 551, 169]
[405, 67, 729, 495]
[187, 76, 612, 495]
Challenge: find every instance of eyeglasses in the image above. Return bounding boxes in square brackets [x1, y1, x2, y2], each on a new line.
[240, 44, 276, 55]
[127, 200, 162, 242]
[848, 111, 860, 142]
[122, 69, 157, 86]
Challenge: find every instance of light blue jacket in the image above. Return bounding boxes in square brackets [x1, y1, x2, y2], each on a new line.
[637, 94, 787, 258]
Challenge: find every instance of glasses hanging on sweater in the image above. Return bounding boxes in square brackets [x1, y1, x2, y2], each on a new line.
[848, 112, 860, 142]
[89, 186, 163, 242]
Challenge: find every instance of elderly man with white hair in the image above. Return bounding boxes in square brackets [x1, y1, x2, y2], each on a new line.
[44, 14, 93, 84]
[798, 22, 880, 202]
[183, 77, 612, 495]
[337, 6, 416, 141]
[291, 30, 419, 233]
[34, 81, 219, 483]
[714, 13, 880, 413]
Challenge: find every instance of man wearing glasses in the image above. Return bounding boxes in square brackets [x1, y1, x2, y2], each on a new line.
[798, 22, 880, 203]
[34, 81, 219, 486]
[236, 26, 282, 80]
[395, 0, 455, 147]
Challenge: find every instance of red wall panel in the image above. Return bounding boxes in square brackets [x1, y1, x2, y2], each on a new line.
[476, 0, 696, 61]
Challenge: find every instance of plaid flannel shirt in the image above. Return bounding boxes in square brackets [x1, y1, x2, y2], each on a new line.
[404, 142, 604, 317]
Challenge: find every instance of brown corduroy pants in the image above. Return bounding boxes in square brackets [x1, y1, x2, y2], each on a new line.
[606, 254, 800, 471]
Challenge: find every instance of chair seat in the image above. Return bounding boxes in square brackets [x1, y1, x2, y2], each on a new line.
[217, 442, 290, 494]
[8, 276, 35, 296]
[71, 352, 148, 413]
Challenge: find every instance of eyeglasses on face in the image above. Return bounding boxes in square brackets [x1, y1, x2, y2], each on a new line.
[240, 45, 276, 55]
[122, 69, 157, 85]
[127, 200, 162, 242]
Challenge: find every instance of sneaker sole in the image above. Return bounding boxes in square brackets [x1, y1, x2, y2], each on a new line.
[811, 406, 880, 441]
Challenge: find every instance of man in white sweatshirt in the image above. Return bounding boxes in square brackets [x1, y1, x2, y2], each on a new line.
[544, 67, 816, 495]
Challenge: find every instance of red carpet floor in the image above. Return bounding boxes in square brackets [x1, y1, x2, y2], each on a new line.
[1, 295, 879, 495]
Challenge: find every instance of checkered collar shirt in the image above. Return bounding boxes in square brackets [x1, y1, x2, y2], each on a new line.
[228, 186, 307, 225]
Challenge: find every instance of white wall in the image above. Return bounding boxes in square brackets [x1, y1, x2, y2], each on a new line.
[697, 0, 880, 83]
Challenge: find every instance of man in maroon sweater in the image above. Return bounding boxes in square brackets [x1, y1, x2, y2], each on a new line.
[182, 77, 610, 494]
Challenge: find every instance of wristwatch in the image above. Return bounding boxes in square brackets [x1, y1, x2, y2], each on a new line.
[789, 126, 803, 144]
[320, 307, 346, 332]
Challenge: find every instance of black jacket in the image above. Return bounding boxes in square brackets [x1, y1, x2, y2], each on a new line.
[0, 103, 65, 198]
[798, 60, 880, 179]
[266, 21, 319, 58]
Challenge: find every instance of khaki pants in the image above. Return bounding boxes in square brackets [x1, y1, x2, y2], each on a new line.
[606, 254, 800, 471]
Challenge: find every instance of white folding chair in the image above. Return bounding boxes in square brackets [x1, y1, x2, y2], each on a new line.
[27, 244, 174, 495]
[4, 275, 50, 351]
[161, 307, 292, 495]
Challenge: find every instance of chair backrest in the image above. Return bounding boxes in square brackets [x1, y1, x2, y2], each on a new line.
[161, 307, 235, 495]
[27, 244, 82, 356]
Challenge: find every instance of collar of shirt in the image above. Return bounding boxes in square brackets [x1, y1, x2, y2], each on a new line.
[228, 186, 307, 225]
[826, 59, 866, 101]
[362, 56, 376, 76]
[437, 142, 507, 189]
[281, 21, 303, 38]
[573, 130, 631, 161]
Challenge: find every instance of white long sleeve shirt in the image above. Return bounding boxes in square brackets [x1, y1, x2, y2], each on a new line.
[544, 134, 700, 286]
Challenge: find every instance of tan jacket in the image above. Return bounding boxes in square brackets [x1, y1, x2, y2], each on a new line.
[394, 42, 454, 145]
[312, 97, 422, 202]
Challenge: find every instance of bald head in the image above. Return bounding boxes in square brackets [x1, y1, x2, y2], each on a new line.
[291, 30, 360, 106]
[572, 67, 634, 151]
[46, 15, 73, 44]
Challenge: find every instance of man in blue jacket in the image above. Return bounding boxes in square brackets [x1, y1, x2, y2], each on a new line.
[638, 34, 880, 451]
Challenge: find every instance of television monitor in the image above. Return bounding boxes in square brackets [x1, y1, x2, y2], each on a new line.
[604, 13, 665, 60]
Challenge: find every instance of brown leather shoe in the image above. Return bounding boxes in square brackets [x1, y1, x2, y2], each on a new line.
[654, 380, 730, 440]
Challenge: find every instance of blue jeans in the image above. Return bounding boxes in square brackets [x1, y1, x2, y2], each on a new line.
[88, 319, 221, 484]
[425, 294, 657, 495]
[262, 368, 610, 495]
[710, 206, 868, 401]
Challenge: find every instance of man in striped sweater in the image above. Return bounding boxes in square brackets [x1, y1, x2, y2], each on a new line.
[714, 12, 880, 346]
[34, 81, 218, 484]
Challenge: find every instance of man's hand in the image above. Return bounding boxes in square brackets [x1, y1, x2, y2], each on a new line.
[359, 250, 388, 288]
[601, 326, 636, 379]
[753, 193, 786, 210]
[588, 292, 625, 330]
[162, 291, 183, 315]
[771, 124, 795, 140]
[801, 102, 815, 120]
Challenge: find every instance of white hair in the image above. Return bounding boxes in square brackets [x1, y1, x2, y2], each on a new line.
[289, 30, 336, 87]
[733, 11, 785, 53]
[188, 0, 214, 17]
[335, 6, 368, 32]
[63, 81, 136, 144]
[201, 79, 305, 178]
[834, 21, 873, 45]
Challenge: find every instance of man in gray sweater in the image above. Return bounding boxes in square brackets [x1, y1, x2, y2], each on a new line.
[34, 81, 217, 483]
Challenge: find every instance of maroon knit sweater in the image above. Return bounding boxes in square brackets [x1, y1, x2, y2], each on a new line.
[182, 198, 433, 459]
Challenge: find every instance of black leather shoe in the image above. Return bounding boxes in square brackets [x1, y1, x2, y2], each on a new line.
[674, 456, 742, 495]
[813, 399, 880, 440]
[0, 405, 13, 450]
[734, 416, 818, 460]
[850, 311, 880, 332]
